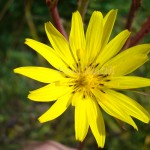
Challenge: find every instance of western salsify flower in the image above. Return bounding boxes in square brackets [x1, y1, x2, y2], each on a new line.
[14, 9, 150, 148]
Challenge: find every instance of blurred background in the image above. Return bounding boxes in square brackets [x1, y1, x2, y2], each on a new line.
[0, 0, 150, 149]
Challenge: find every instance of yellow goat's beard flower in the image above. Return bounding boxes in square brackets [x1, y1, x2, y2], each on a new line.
[14, 10, 150, 148]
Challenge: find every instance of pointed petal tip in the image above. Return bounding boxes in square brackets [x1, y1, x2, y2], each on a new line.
[124, 29, 131, 34]
[73, 10, 80, 14]
[27, 94, 43, 102]
[38, 117, 45, 123]
[110, 9, 118, 13]
[98, 145, 104, 149]
[97, 140, 105, 148]
[139, 114, 150, 124]
[44, 21, 52, 30]
[13, 68, 17, 73]
[135, 126, 138, 131]
[44, 22, 48, 29]
[24, 39, 28, 44]
[45, 21, 50, 26]
[133, 124, 138, 131]
[24, 38, 37, 46]
[27, 94, 33, 100]
[24, 38, 31, 44]
[45, 21, 49, 24]
[38, 113, 51, 123]
[93, 10, 103, 16]
[140, 44, 150, 49]
[144, 115, 150, 124]
[94, 132, 105, 148]
[107, 9, 118, 17]
[72, 11, 82, 21]
[13, 67, 23, 74]
[118, 29, 131, 37]
[77, 138, 85, 143]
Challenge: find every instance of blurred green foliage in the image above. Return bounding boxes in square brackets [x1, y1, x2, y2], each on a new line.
[0, 0, 150, 150]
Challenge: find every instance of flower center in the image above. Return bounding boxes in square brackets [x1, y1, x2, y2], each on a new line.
[77, 73, 96, 87]
[74, 68, 101, 93]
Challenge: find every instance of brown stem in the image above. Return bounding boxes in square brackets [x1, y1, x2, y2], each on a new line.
[129, 17, 150, 47]
[78, 141, 84, 150]
[125, 0, 142, 31]
[46, 0, 68, 39]
[78, 0, 89, 21]
[123, 0, 142, 49]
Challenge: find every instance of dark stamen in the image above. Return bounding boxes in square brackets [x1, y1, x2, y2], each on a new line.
[89, 63, 93, 67]
[100, 90, 105, 93]
[103, 74, 108, 78]
[99, 84, 104, 86]
[105, 79, 111, 82]
[95, 63, 99, 68]
[68, 66, 72, 70]
[72, 91, 75, 94]
[76, 63, 79, 67]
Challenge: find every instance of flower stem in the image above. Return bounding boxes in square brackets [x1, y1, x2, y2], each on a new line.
[78, 141, 84, 150]
[46, 0, 68, 39]
[129, 17, 150, 47]
[78, 0, 89, 21]
[123, 0, 141, 49]
[125, 0, 141, 31]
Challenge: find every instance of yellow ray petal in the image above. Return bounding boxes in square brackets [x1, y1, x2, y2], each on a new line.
[95, 30, 130, 67]
[92, 89, 138, 130]
[104, 76, 150, 89]
[38, 92, 72, 123]
[14, 67, 64, 83]
[28, 83, 73, 102]
[45, 22, 76, 70]
[101, 9, 117, 49]
[75, 98, 89, 141]
[71, 91, 83, 106]
[85, 11, 103, 65]
[25, 39, 74, 76]
[100, 44, 150, 76]
[69, 11, 85, 63]
[86, 97, 105, 148]
[105, 89, 150, 123]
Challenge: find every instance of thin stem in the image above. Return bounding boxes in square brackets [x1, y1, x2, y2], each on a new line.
[123, 0, 142, 49]
[125, 0, 142, 31]
[46, 0, 68, 39]
[129, 17, 150, 47]
[78, 141, 84, 150]
[78, 0, 89, 21]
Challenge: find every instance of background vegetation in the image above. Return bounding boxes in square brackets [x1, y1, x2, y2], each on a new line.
[0, 0, 150, 149]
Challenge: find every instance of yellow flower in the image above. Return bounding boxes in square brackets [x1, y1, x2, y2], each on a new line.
[14, 10, 150, 147]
